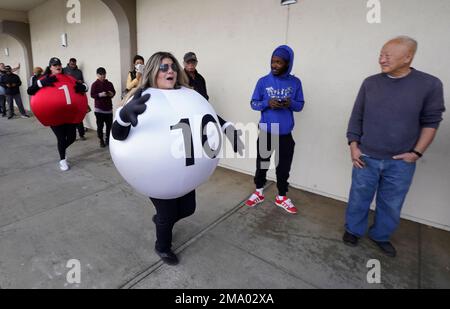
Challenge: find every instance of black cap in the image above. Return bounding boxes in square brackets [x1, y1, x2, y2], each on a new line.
[49, 57, 62, 66]
[97, 67, 106, 75]
[184, 52, 198, 63]
[4, 65, 12, 71]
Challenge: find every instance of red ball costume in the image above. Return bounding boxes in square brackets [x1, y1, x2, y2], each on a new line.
[31, 74, 88, 127]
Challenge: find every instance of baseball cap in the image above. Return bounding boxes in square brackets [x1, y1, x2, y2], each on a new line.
[49, 57, 62, 66]
[184, 52, 198, 63]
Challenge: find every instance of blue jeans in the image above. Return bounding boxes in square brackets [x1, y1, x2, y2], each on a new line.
[345, 156, 416, 242]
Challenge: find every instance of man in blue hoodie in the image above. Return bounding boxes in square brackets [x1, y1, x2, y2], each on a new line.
[245, 45, 305, 214]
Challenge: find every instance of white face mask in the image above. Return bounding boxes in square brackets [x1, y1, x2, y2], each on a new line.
[135, 64, 144, 72]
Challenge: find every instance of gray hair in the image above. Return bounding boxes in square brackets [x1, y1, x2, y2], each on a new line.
[392, 35, 418, 55]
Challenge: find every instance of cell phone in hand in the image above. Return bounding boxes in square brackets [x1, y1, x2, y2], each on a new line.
[277, 99, 287, 106]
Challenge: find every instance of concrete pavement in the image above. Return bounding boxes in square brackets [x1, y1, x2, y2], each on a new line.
[0, 116, 449, 289]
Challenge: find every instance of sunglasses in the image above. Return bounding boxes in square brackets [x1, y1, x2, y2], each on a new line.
[159, 63, 178, 73]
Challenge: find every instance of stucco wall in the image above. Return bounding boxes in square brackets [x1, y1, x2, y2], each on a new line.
[136, 0, 450, 230]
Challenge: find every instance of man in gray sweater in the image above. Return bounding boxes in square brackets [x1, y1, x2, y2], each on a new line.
[343, 36, 445, 257]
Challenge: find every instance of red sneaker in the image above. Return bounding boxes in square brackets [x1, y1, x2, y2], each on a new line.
[245, 191, 265, 207]
[275, 196, 298, 214]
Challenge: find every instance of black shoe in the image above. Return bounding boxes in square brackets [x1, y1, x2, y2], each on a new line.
[80, 136, 87, 141]
[2, 114, 6, 118]
[7, 115, 15, 120]
[155, 248, 179, 266]
[100, 140, 106, 148]
[370, 238, 397, 257]
[343, 231, 359, 247]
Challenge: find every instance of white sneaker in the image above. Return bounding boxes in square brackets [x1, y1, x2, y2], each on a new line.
[59, 159, 70, 171]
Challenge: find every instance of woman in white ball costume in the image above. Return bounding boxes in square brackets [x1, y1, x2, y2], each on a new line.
[111, 52, 244, 265]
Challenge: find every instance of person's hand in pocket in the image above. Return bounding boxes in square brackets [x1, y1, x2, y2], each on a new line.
[393, 152, 420, 163]
[350, 142, 365, 168]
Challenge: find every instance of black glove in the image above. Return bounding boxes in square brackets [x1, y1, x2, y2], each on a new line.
[74, 81, 87, 93]
[40, 76, 57, 87]
[119, 88, 150, 127]
[224, 124, 245, 156]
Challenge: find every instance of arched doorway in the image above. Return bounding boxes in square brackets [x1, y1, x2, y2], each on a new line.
[0, 22, 32, 110]
[100, 0, 137, 90]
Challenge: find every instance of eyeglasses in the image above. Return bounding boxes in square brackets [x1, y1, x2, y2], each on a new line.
[159, 63, 178, 73]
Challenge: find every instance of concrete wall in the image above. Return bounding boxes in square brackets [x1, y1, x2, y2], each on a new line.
[28, 0, 121, 129]
[0, 34, 29, 110]
[101, 0, 137, 89]
[0, 9, 28, 23]
[137, 0, 450, 230]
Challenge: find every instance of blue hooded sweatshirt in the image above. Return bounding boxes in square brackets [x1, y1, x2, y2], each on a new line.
[251, 45, 305, 135]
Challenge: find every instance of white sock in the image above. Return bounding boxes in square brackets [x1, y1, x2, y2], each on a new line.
[256, 188, 264, 194]
[277, 195, 286, 200]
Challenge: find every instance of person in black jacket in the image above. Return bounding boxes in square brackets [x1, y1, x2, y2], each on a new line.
[64, 58, 88, 140]
[112, 52, 244, 266]
[28, 57, 89, 172]
[0, 63, 20, 117]
[29, 67, 44, 89]
[0, 78, 5, 117]
[0, 66, 29, 119]
[183, 52, 209, 101]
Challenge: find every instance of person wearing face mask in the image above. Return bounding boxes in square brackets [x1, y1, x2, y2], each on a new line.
[245, 45, 305, 215]
[125, 55, 145, 96]
[27, 57, 89, 171]
[112, 52, 243, 266]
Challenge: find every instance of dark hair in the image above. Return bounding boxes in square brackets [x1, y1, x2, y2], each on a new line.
[43, 66, 51, 76]
[44, 57, 60, 76]
[69, 58, 77, 63]
[97, 67, 106, 75]
[133, 55, 144, 65]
